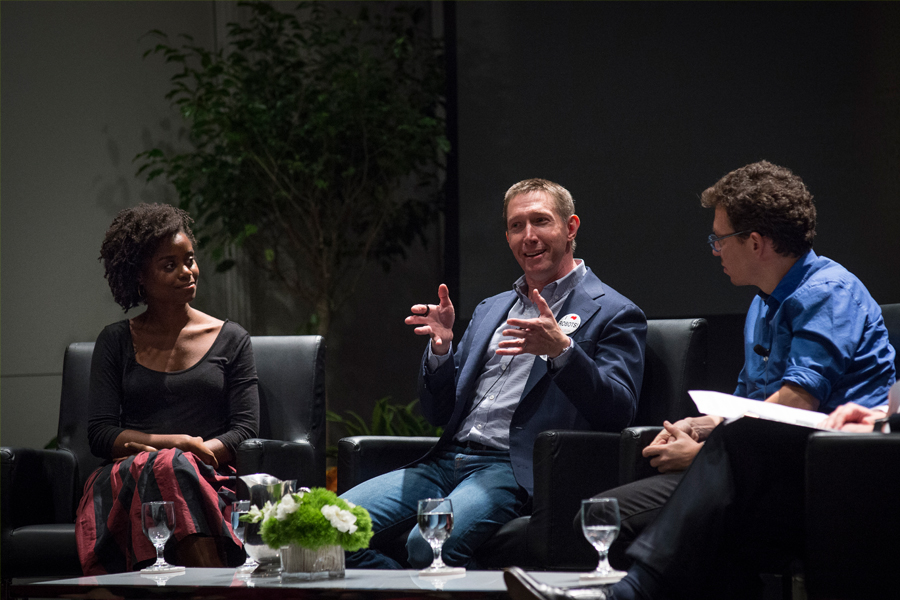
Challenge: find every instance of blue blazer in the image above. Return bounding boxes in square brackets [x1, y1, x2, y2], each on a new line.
[418, 268, 646, 495]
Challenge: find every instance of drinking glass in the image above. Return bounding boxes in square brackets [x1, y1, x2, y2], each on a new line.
[417, 498, 454, 573]
[141, 501, 184, 573]
[580, 498, 626, 581]
[231, 500, 257, 572]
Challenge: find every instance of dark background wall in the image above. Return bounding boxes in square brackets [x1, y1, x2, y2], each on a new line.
[2, 1, 898, 448]
[453, 1, 900, 393]
[455, 2, 898, 318]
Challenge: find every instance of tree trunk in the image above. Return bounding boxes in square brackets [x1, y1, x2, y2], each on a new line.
[315, 296, 331, 339]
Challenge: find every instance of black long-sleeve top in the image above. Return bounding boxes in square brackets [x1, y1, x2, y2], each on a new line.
[87, 319, 259, 461]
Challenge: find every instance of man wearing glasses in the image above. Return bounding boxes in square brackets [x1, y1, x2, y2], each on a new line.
[583, 160, 896, 572]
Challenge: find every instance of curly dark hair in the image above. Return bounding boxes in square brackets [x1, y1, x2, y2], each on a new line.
[700, 160, 816, 257]
[99, 203, 197, 311]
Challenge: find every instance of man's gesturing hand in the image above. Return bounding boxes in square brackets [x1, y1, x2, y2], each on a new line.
[497, 289, 570, 358]
[406, 283, 455, 355]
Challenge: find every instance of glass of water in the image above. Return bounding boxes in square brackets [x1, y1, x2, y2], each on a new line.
[141, 501, 184, 573]
[231, 500, 257, 572]
[580, 497, 625, 579]
[417, 497, 454, 572]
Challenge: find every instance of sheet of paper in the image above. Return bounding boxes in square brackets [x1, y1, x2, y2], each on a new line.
[886, 380, 900, 416]
[688, 390, 829, 429]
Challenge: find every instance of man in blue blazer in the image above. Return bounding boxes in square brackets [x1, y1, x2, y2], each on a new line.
[342, 178, 646, 569]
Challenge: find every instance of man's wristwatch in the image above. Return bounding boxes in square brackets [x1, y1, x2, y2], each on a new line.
[873, 416, 891, 433]
[548, 338, 572, 367]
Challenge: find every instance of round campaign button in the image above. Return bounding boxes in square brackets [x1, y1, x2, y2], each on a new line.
[558, 313, 581, 335]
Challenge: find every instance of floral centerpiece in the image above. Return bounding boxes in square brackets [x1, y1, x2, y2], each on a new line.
[244, 487, 373, 551]
[242, 487, 372, 580]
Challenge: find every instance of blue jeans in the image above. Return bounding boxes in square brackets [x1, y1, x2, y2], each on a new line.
[340, 445, 525, 569]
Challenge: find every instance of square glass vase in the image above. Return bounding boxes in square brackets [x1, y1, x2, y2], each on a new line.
[280, 544, 345, 581]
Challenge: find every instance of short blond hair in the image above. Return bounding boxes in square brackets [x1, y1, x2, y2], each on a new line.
[503, 178, 577, 252]
[503, 178, 575, 224]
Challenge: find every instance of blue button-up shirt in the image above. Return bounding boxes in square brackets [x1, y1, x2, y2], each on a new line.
[427, 261, 588, 450]
[735, 250, 896, 412]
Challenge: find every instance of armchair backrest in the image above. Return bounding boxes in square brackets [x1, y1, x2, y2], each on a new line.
[250, 336, 327, 482]
[635, 318, 708, 426]
[881, 303, 899, 372]
[56, 335, 326, 499]
[57, 343, 103, 495]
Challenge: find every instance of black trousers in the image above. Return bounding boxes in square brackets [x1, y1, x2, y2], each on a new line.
[625, 417, 811, 600]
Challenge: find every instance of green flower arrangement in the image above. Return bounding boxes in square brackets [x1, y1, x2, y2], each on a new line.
[243, 487, 373, 552]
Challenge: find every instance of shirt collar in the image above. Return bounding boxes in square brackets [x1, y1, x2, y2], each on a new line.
[759, 249, 818, 308]
[513, 259, 587, 306]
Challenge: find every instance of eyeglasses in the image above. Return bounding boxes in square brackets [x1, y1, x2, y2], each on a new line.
[707, 230, 751, 252]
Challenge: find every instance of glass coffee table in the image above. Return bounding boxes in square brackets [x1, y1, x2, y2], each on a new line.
[12, 568, 592, 599]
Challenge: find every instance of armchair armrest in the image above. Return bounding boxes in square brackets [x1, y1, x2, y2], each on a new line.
[236, 438, 323, 488]
[804, 432, 900, 600]
[527, 430, 621, 569]
[336, 436, 438, 495]
[1, 446, 78, 530]
[2, 446, 82, 578]
[619, 426, 663, 485]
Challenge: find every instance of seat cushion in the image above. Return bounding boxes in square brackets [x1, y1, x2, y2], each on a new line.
[3, 524, 82, 577]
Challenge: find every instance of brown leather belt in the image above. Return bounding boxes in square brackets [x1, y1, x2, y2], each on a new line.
[460, 440, 495, 452]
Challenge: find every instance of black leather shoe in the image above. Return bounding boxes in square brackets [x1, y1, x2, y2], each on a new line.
[504, 567, 609, 600]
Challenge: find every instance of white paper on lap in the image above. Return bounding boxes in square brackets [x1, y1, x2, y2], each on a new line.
[688, 390, 829, 429]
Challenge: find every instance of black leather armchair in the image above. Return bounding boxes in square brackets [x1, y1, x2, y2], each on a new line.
[1, 335, 325, 587]
[880, 302, 900, 370]
[804, 432, 900, 600]
[618, 303, 900, 485]
[802, 302, 900, 600]
[337, 317, 708, 570]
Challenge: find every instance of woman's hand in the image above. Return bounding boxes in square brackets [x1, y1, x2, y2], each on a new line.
[113, 431, 220, 468]
[123, 441, 158, 454]
[174, 435, 219, 469]
[822, 402, 884, 432]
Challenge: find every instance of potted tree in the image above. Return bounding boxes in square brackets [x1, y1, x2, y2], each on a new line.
[137, 1, 448, 336]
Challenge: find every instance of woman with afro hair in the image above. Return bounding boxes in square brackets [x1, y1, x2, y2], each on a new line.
[75, 203, 259, 574]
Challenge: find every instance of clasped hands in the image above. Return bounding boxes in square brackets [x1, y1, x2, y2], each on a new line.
[121, 434, 219, 468]
[406, 284, 570, 359]
[642, 401, 889, 474]
[642, 418, 706, 473]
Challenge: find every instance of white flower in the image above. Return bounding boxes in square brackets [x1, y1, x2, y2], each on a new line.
[344, 500, 356, 509]
[275, 494, 301, 521]
[246, 505, 265, 523]
[260, 500, 277, 521]
[321, 504, 357, 534]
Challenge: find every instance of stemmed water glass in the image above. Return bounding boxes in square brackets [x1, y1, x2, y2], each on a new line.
[417, 498, 463, 576]
[141, 501, 185, 573]
[231, 500, 257, 572]
[580, 498, 627, 582]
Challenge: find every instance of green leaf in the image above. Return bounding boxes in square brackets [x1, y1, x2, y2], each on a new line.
[326, 396, 441, 439]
